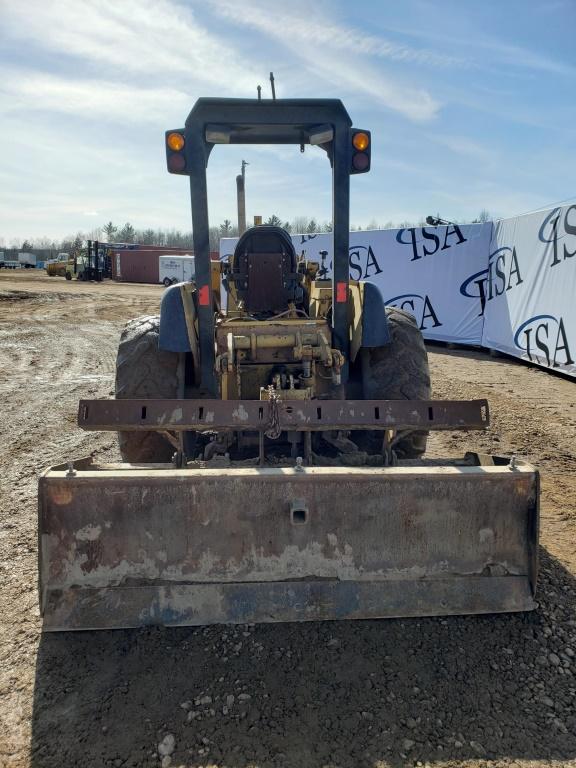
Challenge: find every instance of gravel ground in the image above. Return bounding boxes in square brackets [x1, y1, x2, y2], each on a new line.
[1, 272, 575, 768]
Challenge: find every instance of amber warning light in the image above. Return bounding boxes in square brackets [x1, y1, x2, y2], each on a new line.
[166, 130, 186, 174]
[352, 132, 369, 151]
[167, 132, 185, 151]
[350, 129, 371, 174]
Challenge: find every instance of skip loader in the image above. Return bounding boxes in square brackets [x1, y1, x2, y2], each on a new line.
[38, 97, 539, 630]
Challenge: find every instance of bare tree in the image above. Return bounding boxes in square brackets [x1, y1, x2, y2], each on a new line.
[32, 236, 56, 249]
[473, 209, 492, 223]
[87, 227, 102, 241]
[291, 216, 310, 235]
[209, 227, 221, 251]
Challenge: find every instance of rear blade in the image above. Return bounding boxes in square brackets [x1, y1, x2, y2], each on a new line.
[38, 461, 538, 631]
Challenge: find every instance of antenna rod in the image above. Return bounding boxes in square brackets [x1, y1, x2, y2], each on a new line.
[257, 85, 262, 100]
[269, 72, 276, 100]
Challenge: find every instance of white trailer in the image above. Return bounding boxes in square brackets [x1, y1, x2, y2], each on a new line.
[159, 254, 195, 286]
[0, 255, 21, 269]
[18, 252, 37, 268]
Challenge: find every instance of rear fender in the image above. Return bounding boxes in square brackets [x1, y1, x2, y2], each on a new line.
[159, 283, 192, 352]
[349, 281, 390, 362]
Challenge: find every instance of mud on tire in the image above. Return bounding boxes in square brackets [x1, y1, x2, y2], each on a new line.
[359, 306, 431, 459]
[115, 315, 181, 462]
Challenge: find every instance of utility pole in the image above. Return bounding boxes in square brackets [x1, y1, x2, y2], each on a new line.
[236, 160, 248, 235]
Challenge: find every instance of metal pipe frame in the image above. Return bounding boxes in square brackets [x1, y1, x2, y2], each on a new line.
[182, 98, 355, 391]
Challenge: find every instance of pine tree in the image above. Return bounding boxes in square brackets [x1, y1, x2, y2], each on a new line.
[119, 222, 135, 243]
[103, 221, 117, 241]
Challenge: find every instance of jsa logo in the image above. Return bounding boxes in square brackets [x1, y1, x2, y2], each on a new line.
[306, 245, 384, 281]
[349, 245, 382, 280]
[539, 205, 576, 268]
[514, 315, 574, 369]
[384, 293, 442, 330]
[460, 246, 523, 316]
[396, 224, 467, 261]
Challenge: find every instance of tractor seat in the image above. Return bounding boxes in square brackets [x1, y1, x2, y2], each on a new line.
[231, 225, 302, 314]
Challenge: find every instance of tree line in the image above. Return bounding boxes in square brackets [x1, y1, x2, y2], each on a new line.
[2, 210, 492, 253]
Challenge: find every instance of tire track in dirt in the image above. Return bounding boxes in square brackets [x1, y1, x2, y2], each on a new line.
[0, 279, 161, 767]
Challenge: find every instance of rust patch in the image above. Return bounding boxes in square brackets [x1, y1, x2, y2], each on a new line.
[48, 484, 73, 506]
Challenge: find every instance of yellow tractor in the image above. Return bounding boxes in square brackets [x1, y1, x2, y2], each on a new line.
[38, 97, 539, 630]
[46, 253, 72, 277]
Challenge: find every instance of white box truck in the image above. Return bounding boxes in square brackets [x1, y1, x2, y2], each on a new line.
[18, 252, 38, 268]
[159, 254, 195, 286]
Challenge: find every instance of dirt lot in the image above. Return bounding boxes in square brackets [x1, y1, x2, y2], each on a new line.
[1, 271, 575, 768]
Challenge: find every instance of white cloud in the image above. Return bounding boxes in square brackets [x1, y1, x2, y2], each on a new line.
[207, 0, 441, 122]
[0, 0, 441, 124]
[1, 0, 260, 92]
[363, 16, 576, 79]
[0, 69, 190, 123]
[210, 0, 465, 69]
[476, 38, 576, 79]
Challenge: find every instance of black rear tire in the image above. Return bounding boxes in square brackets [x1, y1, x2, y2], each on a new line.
[358, 306, 431, 459]
[115, 315, 181, 462]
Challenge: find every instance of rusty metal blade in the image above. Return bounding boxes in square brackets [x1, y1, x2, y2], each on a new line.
[42, 578, 535, 631]
[77, 398, 489, 432]
[38, 460, 538, 631]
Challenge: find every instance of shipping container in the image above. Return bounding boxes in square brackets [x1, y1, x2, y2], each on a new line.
[112, 250, 160, 283]
[112, 249, 219, 283]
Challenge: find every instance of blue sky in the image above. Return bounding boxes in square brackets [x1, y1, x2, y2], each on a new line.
[1, 0, 575, 243]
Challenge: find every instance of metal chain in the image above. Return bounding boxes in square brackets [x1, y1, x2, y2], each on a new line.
[265, 386, 282, 439]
